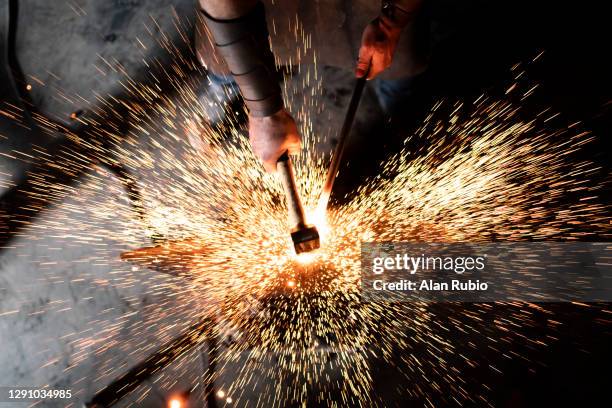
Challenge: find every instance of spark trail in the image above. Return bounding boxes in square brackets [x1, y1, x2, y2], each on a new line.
[0, 11, 610, 408]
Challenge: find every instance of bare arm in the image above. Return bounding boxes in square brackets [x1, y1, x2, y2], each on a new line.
[198, 0, 258, 19]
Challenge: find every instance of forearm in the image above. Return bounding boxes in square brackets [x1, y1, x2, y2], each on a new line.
[380, 0, 423, 29]
[198, 0, 258, 19]
[199, 1, 283, 117]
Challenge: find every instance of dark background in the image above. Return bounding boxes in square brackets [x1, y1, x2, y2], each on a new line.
[363, 1, 611, 406]
[336, 0, 611, 201]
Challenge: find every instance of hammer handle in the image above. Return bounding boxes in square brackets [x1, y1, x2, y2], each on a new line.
[277, 151, 307, 229]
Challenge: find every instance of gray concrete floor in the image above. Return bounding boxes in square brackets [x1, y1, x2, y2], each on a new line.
[1, 1, 383, 406]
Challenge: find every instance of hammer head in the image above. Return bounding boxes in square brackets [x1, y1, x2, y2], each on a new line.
[290, 224, 320, 254]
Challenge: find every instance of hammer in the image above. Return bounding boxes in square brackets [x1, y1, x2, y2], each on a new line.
[277, 151, 320, 254]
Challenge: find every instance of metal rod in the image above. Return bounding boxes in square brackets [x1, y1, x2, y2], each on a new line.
[319, 76, 368, 211]
[85, 318, 214, 407]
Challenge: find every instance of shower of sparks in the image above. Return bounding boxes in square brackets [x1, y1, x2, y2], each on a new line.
[0, 9, 610, 408]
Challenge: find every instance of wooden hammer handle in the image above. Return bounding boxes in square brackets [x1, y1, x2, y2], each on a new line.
[277, 151, 307, 229]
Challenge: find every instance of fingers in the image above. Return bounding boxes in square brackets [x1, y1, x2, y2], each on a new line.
[251, 141, 281, 173]
[356, 19, 399, 79]
[263, 141, 298, 173]
[263, 156, 278, 173]
[263, 133, 300, 173]
[365, 44, 394, 79]
[248, 110, 302, 173]
[286, 137, 301, 156]
[368, 50, 388, 80]
[356, 45, 373, 79]
[249, 137, 279, 173]
[285, 120, 301, 155]
[356, 21, 379, 79]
